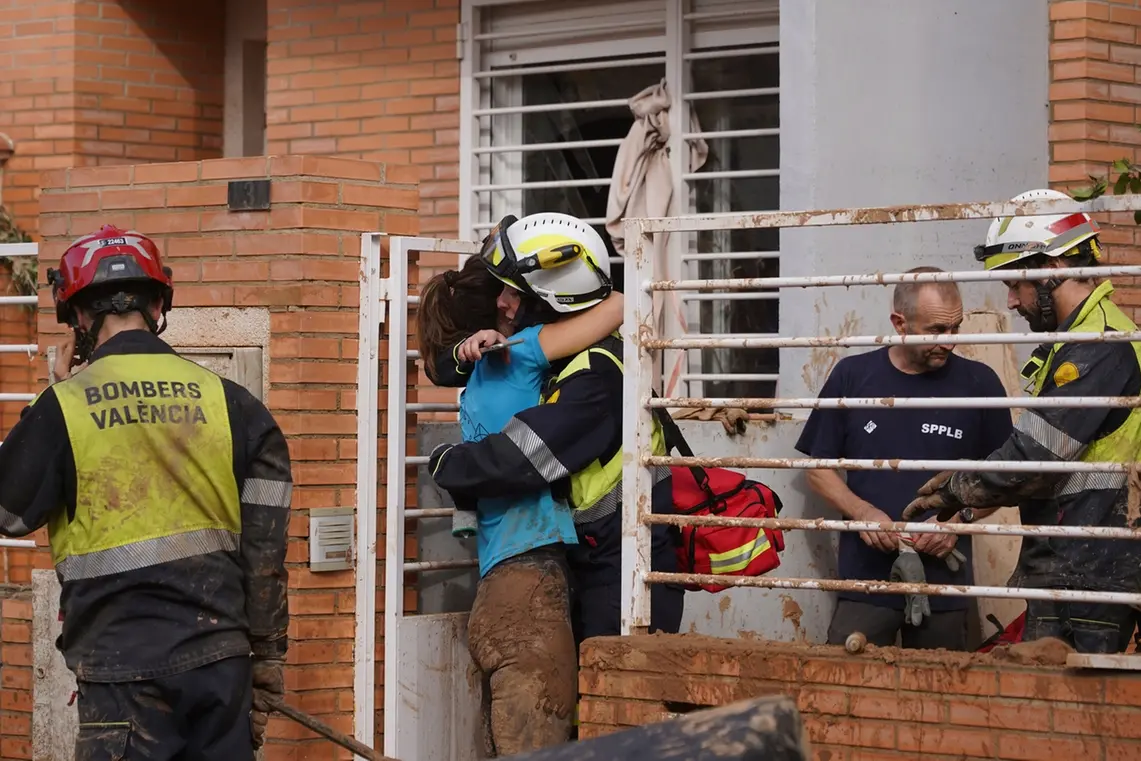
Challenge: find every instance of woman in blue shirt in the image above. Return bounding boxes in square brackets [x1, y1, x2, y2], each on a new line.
[417, 215, 622, 756]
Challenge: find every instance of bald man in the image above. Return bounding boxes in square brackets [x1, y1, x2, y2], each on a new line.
[795, 267, 1013, 650]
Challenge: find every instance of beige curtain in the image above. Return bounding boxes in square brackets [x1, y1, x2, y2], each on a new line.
[605, 79, 708, 397]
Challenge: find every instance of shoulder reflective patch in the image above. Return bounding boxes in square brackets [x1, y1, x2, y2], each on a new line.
[1054, 361, 1080, 387]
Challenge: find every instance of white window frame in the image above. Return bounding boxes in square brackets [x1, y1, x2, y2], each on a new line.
[458, 0, 780, 398]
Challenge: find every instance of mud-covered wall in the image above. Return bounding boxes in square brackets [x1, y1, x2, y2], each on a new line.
[579, 634, 1141, 759]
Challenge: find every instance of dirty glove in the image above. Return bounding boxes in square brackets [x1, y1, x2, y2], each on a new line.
[251, 657, 285, 750]
[944, 548, 968, 574]
[901, 470, 961, 522]
[890, 543, 931, 627]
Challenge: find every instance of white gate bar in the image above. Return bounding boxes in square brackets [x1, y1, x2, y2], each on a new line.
[406, 456, 429, 467]
[374, 235, 480, 756]
[0, 242, 37, 256]
[651, 264, 1141, 292]
[680, 292, 778, 301]
[645, 513, 1141, 540]
[680, 373, 779, 383]
[405, 508, 456, 519]
[405, 559, 479, 573]
[0, 345, 37, 354]
[649, 330, 1141, 350]
[652, 395, 1141, 410]
[682, 250, 780, 261]
[644, 572, 1141, 606]
[647, 454, 1132, 474]
[353, 232, 383, 753]
[407, 402, 460, 413]
[0, 393, 34, 402]
[629, 194, 1141, 234]
[0, 296, 36, 306]
[0, 538, 37, 548]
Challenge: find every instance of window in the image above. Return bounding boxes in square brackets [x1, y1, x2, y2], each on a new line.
[460, 0, 780, 401]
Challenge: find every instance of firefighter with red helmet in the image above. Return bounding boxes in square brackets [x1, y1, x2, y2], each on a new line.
[0, 225, 293, 759]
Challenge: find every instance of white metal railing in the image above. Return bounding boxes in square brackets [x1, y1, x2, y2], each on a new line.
[619, 194, 1141, 635]
[356, 234, 482, 757]
[0, 242, 41, 550]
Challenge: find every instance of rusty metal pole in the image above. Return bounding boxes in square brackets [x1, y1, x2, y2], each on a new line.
[269, 698, 401, 761]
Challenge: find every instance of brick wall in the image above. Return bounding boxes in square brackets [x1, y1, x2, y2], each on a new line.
[15, 155, 420, 760]
[1050, 0, 1141, 320]
[579, 635, 1141, 761]
[0, 0, 226, 236]
[0, 586, 32, 761]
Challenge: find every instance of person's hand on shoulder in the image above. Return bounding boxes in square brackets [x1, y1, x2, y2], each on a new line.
[458, 329, 509, 363]
[52, 333, 86, 382]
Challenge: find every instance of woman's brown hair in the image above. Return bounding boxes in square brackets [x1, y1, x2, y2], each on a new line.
[417, 256, 502, 384]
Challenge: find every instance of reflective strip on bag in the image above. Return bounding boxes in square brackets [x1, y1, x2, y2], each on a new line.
[707, 532, 772, 575]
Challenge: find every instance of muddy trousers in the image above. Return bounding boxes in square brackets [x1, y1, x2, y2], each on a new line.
[467, 547, 578, 758]
[74, 655, 254, 761]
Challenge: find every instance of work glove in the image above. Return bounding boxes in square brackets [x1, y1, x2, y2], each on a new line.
[943, 548, 968, 574]
[890, 542, 931, 627]
[901, 470, 961, 522]
[251, 657, 285, 750]
[451, 491, 479, 539]
[428, 442, 454, 479]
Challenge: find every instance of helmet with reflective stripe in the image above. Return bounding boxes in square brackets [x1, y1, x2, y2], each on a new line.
[48, 225, 173, 326]
[479, 212, 612, 313]
[974, 188, 1103, 271]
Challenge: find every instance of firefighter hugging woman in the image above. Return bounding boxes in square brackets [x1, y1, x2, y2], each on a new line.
[417, 212, 685, 757]
[0, 226, 293, 761]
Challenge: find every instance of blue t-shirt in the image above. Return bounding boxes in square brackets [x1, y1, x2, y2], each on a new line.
[458, 325, 578, 577]
[794, 349, 1013, 611]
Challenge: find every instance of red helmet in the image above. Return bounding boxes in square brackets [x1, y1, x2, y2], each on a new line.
[47, 225, 173, 325]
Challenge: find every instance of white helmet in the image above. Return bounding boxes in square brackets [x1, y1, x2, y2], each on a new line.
[478, 212, 612, 313]
[975, 188, 1103, 271]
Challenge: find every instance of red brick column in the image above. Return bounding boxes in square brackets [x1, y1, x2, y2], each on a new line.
[26, 155, 418, 759]
[1050, 0, 1141, 320]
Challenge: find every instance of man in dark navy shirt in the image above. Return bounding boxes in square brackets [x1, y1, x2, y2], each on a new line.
[795, 268, 1013, 650]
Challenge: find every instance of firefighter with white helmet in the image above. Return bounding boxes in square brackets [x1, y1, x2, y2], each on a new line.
[903, 189, 1141, 653]
[0, 225, 292, 758]
[430, 212, 685, 643]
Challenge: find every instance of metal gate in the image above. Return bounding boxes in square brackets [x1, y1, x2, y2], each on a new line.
[356, 233, 486, 760]
[0, 240, 40, 552]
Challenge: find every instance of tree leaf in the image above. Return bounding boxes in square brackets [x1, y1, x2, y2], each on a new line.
[1114, 158, 1133, 173]
[1131, 175, 1141, 195]
[1115, 172, 1130, 195]
[1134, 210, 1141, 225]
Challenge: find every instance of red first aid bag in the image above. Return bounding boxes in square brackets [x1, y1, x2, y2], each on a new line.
[655, 408, 786, 594]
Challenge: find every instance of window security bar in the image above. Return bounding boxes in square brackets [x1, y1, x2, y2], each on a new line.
[683, 87, 779, 101]
[472, 138, 626, 154]
[683, 128, 780, 140]
[474, 56, 666, 79]
[472, 20, 664, 42]
[683, 46, 779, 61]
[473, 98, 631, 117]
[683, 169, 780, 181]
[472, 178, 612, 192]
